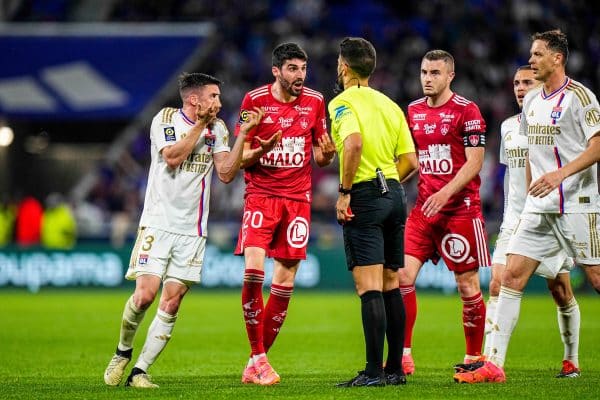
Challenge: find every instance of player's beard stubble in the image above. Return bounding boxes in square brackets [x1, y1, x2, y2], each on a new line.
[279, 75, 303, 97]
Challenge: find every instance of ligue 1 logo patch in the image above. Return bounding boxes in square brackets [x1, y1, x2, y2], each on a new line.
[239, 109, 250, 124]
[138, 254, 148, 265]
[164, 127, 176, 141]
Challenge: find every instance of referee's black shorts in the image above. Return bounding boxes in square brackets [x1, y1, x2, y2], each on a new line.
[343, 178, 407, 270]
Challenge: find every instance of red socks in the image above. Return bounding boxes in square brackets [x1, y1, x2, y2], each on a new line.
[400, 284, 485, 357]
[399, 285, 417, 349]
[242, 269, 265, 355]
[462, 292, 486, 356]
[263, 284, 294, 353]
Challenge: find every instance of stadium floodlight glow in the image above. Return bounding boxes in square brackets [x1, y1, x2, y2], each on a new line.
[0, 126, 14, 147]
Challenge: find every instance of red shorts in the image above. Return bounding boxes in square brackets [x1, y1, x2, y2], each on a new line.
[234, 195, 310, 260]
[404, 207, 490, 272]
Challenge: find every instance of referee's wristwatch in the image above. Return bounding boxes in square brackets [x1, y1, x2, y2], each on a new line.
[338, 185, 352, 195]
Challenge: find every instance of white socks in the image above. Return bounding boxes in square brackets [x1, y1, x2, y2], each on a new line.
[118, 295, 146, 351]
[489, 287, 522, 368]
[483, 296, 498, 357]
[557, 297, 580, 367]
[134, 309, 177, 372]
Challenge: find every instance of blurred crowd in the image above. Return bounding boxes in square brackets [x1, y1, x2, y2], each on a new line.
[2, 0, 599, 246]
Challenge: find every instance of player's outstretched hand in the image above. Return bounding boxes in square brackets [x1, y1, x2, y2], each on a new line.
[257, 130, 282, 153]
[318, 134, 336, 160]
[239, 107, 264, 134]
[529, 169, 565, 198]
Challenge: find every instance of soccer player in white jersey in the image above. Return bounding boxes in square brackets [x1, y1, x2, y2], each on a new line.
[455, 29, 600, 384]
[103, 73, 266, 388]
[454, 65, 581, 381]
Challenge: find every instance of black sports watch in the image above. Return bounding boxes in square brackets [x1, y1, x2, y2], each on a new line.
[338, 185, 352, 195]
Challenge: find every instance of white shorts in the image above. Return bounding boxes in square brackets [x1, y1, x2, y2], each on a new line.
[508, 212, 600, 274]
[125, 226, 206, 284]
[493, 226, 573, 279]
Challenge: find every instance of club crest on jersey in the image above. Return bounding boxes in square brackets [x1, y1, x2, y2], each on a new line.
[204, 132, 215, 150]
[468, 134, 480, 146]
[300, 117, 309, 130]
[441, 124, 450, 135]
[164, 127, 176, 141]
[551, 106, 562, 121]
[239, 109, 250, 123]
[138, 254, 148, 265]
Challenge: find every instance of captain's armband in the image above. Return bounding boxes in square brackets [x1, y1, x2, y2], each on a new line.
[463, 132, 486, 147]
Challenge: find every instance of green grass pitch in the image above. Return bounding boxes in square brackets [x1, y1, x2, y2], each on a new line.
[1, 289, 598, 399]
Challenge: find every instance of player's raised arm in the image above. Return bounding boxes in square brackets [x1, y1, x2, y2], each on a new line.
[214, 107, 264, 182]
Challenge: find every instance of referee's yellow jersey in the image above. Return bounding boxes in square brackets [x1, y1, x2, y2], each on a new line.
[329, 86, 415, 184]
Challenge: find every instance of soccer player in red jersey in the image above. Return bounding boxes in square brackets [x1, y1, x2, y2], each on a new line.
[399, 50, 490, 375]
[234, 42, 335, 385]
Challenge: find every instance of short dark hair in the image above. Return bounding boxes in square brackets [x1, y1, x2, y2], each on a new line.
[272, 43, 308, 69]
[531, 29, 569, 65]
[339, 37, 376, 78]
[423, 50, 455, 72]
[178, 72, 222, 100]
[517, 64, 533, 71]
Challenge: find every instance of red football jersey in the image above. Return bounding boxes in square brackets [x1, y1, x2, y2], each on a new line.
[235, 84, 328, 203]
[407, 93, 486, 217]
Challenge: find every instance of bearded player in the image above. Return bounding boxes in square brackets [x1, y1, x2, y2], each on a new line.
[234, 42, 335, 385]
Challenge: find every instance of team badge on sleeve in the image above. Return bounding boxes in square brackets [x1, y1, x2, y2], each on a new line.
[334, 105, 351, 121]
[585, 108, 600, 126]
[138, 254, 148, 265]
[464, 134, 485, 147]
[164, 127, 176, 141]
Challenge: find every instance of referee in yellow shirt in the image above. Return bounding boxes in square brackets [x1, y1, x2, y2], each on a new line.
[330, 37, 417, 387]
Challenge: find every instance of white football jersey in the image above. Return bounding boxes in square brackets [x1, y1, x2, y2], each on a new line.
[520, 78, 600, 213]
[499, 114, 528, 229]
[139, 108, 230, 236]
